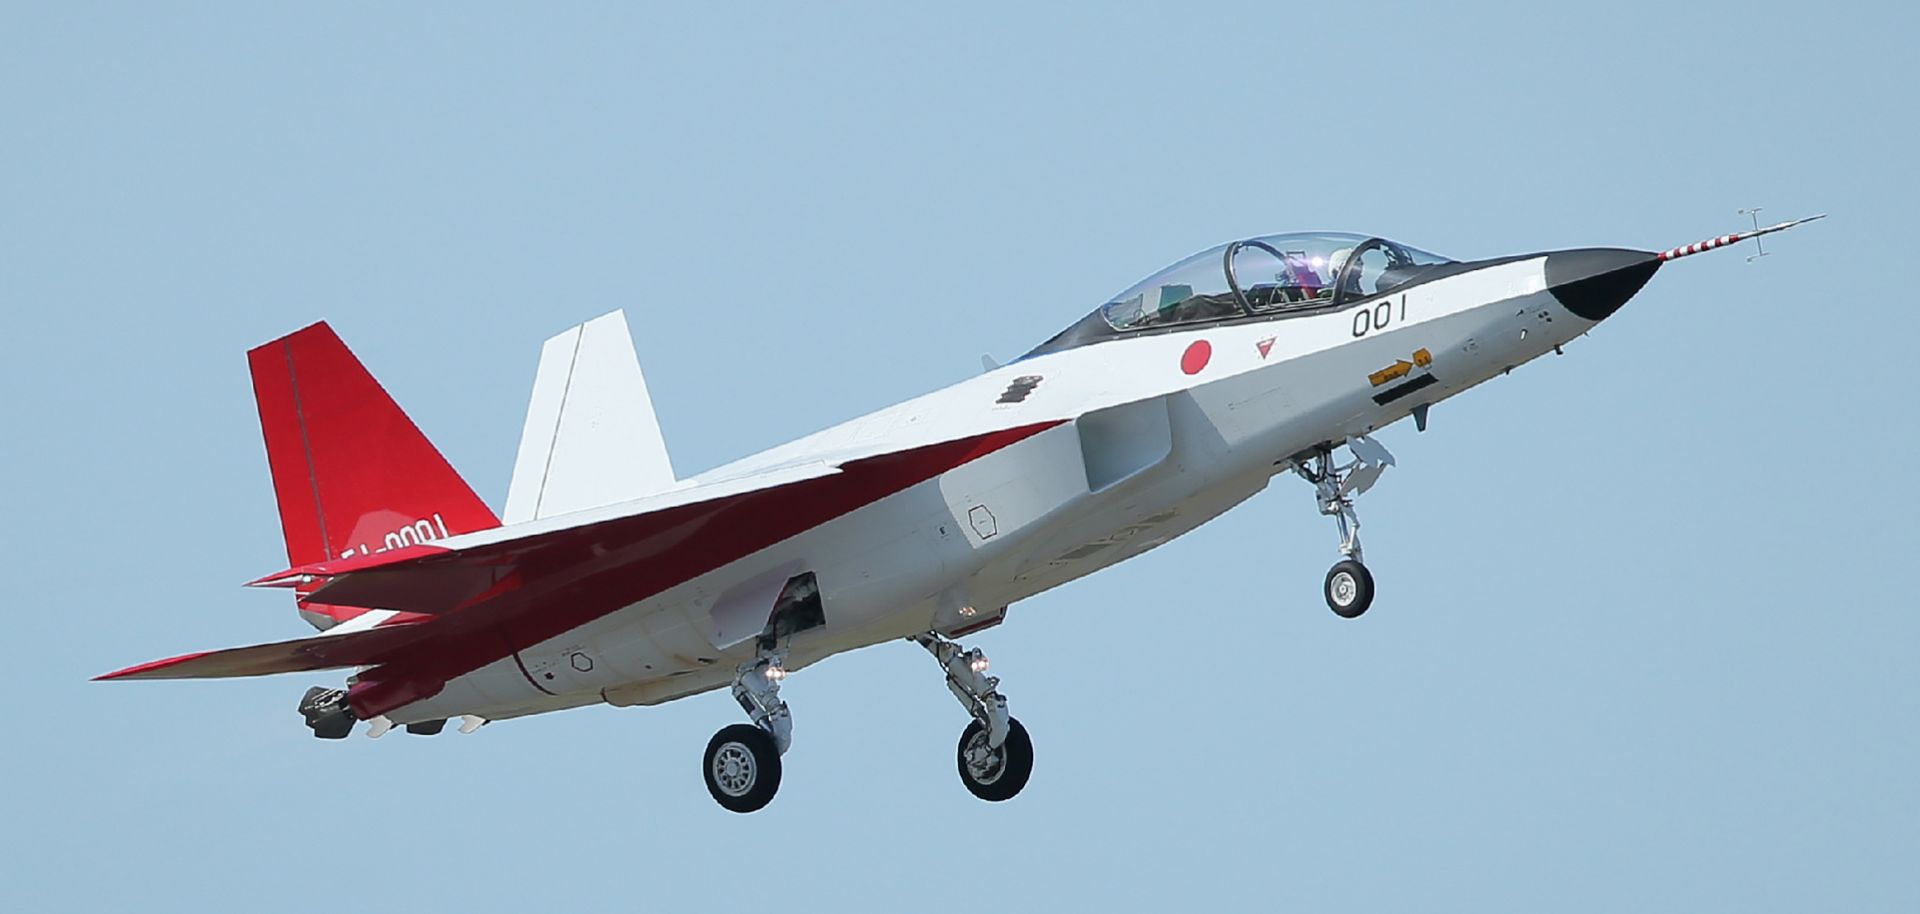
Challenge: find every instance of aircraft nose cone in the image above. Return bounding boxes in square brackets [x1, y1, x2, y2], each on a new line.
[1546, 248, 1661, 322]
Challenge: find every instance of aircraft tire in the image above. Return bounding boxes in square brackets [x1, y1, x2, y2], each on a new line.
[704, 723, 782, 813]
[307, 710, 354, 740]
[1324, 559, 1374, 618]
[957, 717, 1033, 802]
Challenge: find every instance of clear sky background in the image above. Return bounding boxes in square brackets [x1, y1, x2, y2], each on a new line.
[2, 3, 1913, 911]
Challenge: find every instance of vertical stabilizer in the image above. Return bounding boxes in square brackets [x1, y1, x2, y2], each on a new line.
[504, 310, 677, 523]
[249, 322, 500, 629]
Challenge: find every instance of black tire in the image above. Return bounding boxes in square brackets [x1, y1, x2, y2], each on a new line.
[703, 724, 782, 813]
[308, 709, 354, 740]
[1324, 559, 1375, 618]
[957, 717, 1033, 802]
[405, 719, 447, 736]
[298, 686, 354, 739]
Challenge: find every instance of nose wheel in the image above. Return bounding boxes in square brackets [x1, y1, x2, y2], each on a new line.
[1294, 437, 1392, 619]
[1324, 559, 1374, 618]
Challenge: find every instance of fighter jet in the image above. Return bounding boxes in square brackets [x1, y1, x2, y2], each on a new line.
[99, 214, 1821, 812]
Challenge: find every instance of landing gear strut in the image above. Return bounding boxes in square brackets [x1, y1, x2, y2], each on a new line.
[702, 640, 790, 813]
[1293, 436, 1394, 618]
[915, 633, 1033, 802]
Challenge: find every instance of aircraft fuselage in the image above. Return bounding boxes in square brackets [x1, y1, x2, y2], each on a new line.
[391, 248, 1654, 725]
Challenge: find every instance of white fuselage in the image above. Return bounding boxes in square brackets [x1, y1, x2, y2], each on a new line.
[390, 255, 1583, 725]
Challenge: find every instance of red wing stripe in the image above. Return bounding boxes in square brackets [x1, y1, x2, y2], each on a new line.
[343, 421, 1065, 717]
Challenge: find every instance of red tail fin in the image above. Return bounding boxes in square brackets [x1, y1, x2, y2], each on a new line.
[248, 322, 500, 572]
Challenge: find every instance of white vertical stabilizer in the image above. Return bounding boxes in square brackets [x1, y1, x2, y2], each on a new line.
[504, 310, 677, 523]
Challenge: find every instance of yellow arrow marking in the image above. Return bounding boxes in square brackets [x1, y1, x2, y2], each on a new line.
[1369, 360, 1413, 387]
[1368, 349, 1435, 387]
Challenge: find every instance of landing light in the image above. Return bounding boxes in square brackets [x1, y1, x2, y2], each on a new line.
[969, 655, 991, 674]
[765, 665, 787, 681]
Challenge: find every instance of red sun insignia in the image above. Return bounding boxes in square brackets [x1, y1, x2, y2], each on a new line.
[1180, 339, 1212, 375]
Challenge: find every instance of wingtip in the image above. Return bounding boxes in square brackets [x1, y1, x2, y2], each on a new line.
[245, 569, 308, 588]
[94, 651, 213, 681]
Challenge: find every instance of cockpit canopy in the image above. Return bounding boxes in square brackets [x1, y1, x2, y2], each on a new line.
[1099, 232, 1453, 333]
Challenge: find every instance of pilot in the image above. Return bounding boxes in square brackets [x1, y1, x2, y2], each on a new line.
[1327, 247, 1364, 299]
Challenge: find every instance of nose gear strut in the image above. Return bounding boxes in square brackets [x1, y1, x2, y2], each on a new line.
[1292, 435, 1394, 618]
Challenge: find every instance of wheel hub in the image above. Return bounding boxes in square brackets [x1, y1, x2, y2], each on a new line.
[1331, 571, 1357, 605]
[964, 731, 1006, 785]
[712, 742, 757, 797]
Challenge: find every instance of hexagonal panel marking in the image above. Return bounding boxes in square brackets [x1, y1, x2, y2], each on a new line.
[967, 504, 997, 540]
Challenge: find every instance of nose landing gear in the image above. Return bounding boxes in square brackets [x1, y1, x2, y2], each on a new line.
[1324, 559, 1375, 619]
[1293, 436, 1393, 618]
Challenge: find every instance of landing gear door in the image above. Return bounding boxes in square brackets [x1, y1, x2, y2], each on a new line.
[706, 562, 804, 650]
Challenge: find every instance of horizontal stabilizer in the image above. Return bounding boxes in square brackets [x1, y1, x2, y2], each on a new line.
[95, 621, 432, 681]
[505, 311, 677, 523]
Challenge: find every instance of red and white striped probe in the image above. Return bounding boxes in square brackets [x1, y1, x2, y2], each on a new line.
[1657, 212, 1825, 261]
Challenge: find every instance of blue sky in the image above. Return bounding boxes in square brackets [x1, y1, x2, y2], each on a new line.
[2, 3, 1913, 911]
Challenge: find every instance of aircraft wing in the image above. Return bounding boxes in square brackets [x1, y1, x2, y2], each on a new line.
[98, 462, 841, 682]
[287, 425, 1054, 663]
[103, 422, 1057, 685]
[94, 621, 433, 681]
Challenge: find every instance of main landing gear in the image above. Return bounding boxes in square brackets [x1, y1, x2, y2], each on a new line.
[298, 686, 356, 739]
[298, 686, 455, 739]
[916, 633, 1033, 802]
[1292, 435, 1394, 619]
[702, 641, 791, 813]
[699, 631, 1034, 813]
